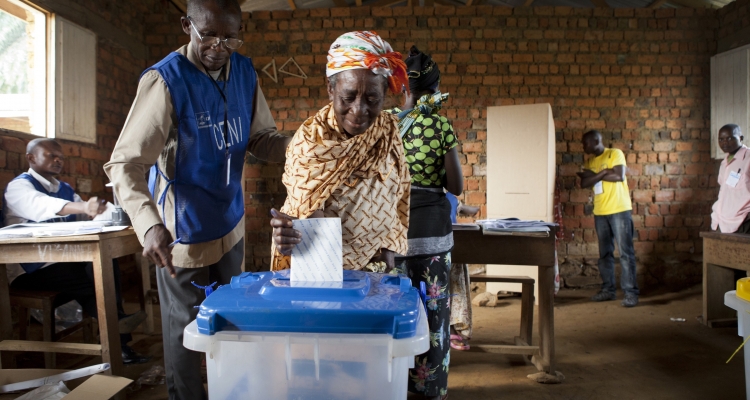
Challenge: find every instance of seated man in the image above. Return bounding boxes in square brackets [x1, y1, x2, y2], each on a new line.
[2, 138, 148, 364]
[712, 124, 750, 234]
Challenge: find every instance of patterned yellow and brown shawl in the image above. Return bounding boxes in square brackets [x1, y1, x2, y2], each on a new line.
[271, 103, 410, 271]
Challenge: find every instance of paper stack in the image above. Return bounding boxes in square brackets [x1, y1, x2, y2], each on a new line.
[476, 218, 556, 236]
[0, 221, 128, 239]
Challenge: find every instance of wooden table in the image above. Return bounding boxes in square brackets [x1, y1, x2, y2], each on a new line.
[0, 229, 152, 379]
[452, 229, 558, 376]
[700, 231, 750, 327]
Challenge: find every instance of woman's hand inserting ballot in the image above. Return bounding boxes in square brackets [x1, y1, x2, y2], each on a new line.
[270, 208, 301, 255]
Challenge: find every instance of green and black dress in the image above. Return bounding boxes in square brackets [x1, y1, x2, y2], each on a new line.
[390, 92, 457, 397]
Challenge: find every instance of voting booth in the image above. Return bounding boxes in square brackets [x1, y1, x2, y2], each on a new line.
[183, 270, 429, 400]
[485, 103, 556, 302]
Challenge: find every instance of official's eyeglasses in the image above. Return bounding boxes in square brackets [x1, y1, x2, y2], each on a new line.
[188, 17, 244, 50]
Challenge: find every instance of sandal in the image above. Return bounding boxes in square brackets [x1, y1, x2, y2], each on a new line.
[450, 334, 470, 351]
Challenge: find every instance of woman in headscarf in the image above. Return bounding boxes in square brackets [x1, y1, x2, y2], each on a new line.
[270, 31, 410, 274]
[389, 45, 463, 400]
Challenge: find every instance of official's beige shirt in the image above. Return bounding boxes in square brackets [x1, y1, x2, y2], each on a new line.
[104, 43, 288, 268]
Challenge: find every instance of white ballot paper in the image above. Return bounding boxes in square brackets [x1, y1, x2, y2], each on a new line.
[290, 218, 343, 282]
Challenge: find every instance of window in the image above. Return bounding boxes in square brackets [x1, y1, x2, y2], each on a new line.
[0, 0, 47, 136]
[0, 0, 96, 143]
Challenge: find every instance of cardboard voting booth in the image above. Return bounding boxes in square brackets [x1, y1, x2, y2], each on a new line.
[485, 103, 556, 302]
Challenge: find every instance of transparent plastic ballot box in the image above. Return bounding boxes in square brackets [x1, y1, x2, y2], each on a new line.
[726, 287, 750, 400]
[183, 269, 429, 400]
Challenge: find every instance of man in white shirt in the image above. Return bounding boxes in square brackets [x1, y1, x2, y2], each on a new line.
[2, 138, 148, 364]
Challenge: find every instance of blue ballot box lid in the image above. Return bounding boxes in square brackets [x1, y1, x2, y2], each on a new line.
[195, 270, 422, 339]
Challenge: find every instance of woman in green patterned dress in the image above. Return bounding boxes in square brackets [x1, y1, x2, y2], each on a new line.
[391, 46, 462, 400]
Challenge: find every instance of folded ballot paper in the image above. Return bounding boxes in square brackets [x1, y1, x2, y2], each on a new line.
[290, 218, 344, 284]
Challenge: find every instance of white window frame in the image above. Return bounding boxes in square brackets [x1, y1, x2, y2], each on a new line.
[50, 15, 97, 144]
[0, 0, 97, 144]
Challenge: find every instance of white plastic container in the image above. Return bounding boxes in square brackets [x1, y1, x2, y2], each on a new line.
[183, 270, 430, 400]
[724, 290, 750, 400]
[183, 304, 428, 400]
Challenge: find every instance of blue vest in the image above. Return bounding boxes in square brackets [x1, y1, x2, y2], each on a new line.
[3, 173, 76, 273]
[144, 52, 255, 244]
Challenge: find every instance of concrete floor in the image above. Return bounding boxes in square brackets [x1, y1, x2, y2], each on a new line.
[5, 285, 746, 399]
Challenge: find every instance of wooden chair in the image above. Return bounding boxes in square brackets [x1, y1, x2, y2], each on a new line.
[469, 274, 537, 358]
[10, 288, 96, 368]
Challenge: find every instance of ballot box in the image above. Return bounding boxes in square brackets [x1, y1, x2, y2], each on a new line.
[726, 281, 750, 400]
[183, 270, 429, 400]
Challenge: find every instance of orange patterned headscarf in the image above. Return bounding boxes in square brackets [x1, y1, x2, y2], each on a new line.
[326, 31, 409, 94]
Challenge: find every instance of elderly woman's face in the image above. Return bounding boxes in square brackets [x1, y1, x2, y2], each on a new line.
[327, 69, 386, 136]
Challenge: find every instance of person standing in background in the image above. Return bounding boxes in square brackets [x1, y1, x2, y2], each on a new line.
[391, 46, 463, 400]
[445, 192, 479, 351]
[711, 124, 750, 234]
[577, 130, 639, 308]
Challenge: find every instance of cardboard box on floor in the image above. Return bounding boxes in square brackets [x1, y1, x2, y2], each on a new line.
[0, 369, 131, 399]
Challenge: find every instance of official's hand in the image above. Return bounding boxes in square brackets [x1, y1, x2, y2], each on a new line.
[143, 224, 176, 278]
[84, 197, 108, 218]
[270, 208, 301, 255]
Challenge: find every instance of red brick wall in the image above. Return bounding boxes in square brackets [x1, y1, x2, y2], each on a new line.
[717, 0, 750, 46]
[238, 6, 719, 287]
[0, 1, 738, 290]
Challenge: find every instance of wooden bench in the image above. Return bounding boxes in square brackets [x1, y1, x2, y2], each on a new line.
[468, 274, 537, 358]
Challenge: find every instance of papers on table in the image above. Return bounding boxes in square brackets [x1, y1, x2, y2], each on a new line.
[0, 221, 128, 239]
[476, 218, 556, 236]
[452, 223, 480, 231]
[290, 218, 343, 283]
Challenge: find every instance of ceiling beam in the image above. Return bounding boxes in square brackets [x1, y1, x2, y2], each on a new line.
[287, 0, 297, 9]
[667, 0, 716, 7]
[424, 0, 434, 5]
[369, 0, 405, 6]
[332, 0, 348, 6]
[465, 0, 474, 5]
[435, 0, 466, 6]
[170, 0, 187, 13]
[356, 0, 363, 5]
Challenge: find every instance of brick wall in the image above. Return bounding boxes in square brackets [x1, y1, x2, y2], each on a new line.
[717, 0, 750, 51]
[3, 1, 745, 290]
[238, 6, 720, 288]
